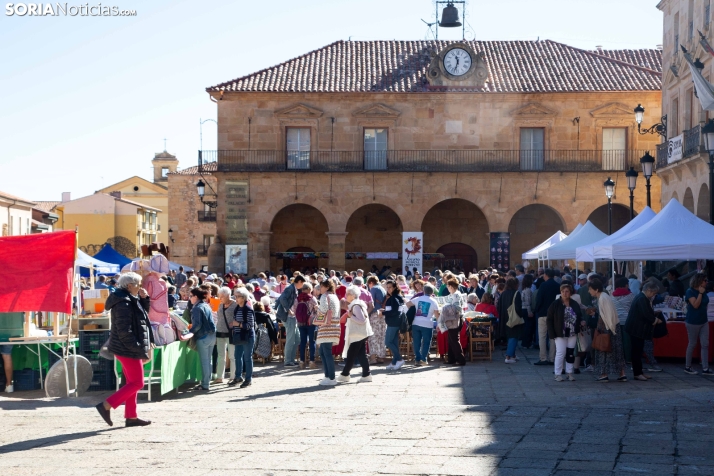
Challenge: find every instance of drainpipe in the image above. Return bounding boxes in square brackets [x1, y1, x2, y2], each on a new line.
[7, 199, 17, 235]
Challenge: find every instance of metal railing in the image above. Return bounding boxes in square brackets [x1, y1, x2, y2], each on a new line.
[196, 245, 208, 256]
[199, 149, 650, 173]
[197, 210, 216, 222]
[656, 125, 702, 169]
[684, 125, 701, 158]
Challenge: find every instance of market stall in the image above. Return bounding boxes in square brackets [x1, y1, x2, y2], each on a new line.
[0, 230, 81, 395]
[576, 207, 656, 263]
[539, 221, 607, 269]
[522, 230, 568, 268]
[76, 248, 120, 278]
[596, 199, 714, 359]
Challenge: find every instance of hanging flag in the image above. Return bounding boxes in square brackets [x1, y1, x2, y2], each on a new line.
[682, 46, 714, 111]
[0, 230, 75, 313]
[700, 30, 714, 57]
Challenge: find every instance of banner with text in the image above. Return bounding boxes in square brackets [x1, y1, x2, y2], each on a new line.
[402, 232, 423, 276]
[667, 134, 683, 164]
[489, 232, 511, 271]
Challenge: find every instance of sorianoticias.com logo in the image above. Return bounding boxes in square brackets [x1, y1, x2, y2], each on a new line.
[5, 3, 137, 16]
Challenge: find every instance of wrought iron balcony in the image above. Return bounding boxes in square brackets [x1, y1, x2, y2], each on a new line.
[197, 210, 217, 222]
[199, 149, 651, 173]
[655, 125, 702, 169]
[196, 245, 208, 256]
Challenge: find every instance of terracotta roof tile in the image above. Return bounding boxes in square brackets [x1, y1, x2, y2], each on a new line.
[33, 201, 62, 212]
[208, 40, 662, 94]
[588, 48, 662, 73]
[172, 163, 215, 175]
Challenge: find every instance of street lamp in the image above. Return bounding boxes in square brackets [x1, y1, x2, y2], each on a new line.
[702, 119, 714, 225]
[604, 177, 615, 235]
[640, 151, 655, 208]
[634, 104, 668, 141]
[196, 179, 217, 208]
[168, 228, 174, 243]
[625, 167, 638, 221]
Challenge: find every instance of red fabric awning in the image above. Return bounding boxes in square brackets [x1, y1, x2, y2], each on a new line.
[0, 230, 75, 313]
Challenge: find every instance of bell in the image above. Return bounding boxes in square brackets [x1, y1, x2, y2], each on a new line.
[439, 2, 462, 28]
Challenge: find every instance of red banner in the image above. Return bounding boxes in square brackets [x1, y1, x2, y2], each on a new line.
[0, 230, 75, 313]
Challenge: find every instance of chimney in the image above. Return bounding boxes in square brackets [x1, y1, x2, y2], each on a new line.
[656, 44, 663, 50]
[595, 45, 603, 53]
[109, 191, 122, 199]
[61, 192, 71, 202]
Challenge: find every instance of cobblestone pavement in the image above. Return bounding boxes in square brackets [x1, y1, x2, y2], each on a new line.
[2, 347, 714, 475]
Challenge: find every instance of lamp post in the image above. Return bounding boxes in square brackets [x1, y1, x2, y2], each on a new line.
[604, 177, 615, 235]
[196, 178, 217, 209]
[634, 104, 668, 141]
[702, 119, 714, 225]
[625, 167, 638, 221]
[640, 151, 655, 208]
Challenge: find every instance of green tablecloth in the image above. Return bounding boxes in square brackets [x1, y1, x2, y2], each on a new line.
[9, 343, 66, 371]
[115, 341, 202, 395]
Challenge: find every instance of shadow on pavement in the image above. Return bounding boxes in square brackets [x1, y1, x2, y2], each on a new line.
[0, 428, 120, 454]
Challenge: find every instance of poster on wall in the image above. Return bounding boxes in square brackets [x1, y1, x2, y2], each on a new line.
[489, 232, 510, 271]
[402, 232, 423, 276]
[667, 134, 683, 164]
[225, 245, 248, 274]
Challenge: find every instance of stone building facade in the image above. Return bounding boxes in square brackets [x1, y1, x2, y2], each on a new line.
[173, 40, 664, 275]
[655, 0, 713, 220]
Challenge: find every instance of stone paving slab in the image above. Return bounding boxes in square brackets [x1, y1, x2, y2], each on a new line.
[1, 347, 714, 474]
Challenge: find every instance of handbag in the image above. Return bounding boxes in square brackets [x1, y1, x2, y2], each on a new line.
[99, 337, 114, 361]
[254, 324, 272, 358]
[314, 308, 333, 327]
[506, 291, 525, 328]
[221, 304, 235, 345]
[653, 314, 668, 339]
[591, 318, 612, 352]
[187, 335, 198, 352]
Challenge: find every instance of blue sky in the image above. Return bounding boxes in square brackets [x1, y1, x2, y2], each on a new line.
[0, 0, 663, 201]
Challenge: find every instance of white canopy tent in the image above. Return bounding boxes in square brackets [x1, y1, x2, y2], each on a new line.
[522, 230, 568, 260]
[75, 249, 120, 274]
[539, 221, 607, 261]
[596, 199, 714, 260]
[576, 207, 657, 262]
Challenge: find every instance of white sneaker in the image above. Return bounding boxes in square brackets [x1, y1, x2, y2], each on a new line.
[394, 360, 405, 370]
[318, 378, 333, 386]
[359, 375, 373, 383]
[324, 379, 338, 386]
[504, 358, 517, 364]
[4, 384, 13, 393]
[385, 363, 395, 370]
[336, 374, 350, 383]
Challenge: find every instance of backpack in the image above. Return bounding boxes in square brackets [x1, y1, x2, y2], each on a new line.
[441, 303, 463, 330]
[296, 299, 310, 325]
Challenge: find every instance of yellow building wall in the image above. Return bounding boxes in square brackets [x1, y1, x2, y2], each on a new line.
[99, 185, 168, 243]
[115, 214, 141, 257]
[64, 213, 115, 251]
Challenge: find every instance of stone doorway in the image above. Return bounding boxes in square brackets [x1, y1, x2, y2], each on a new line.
[436, 242, 478, 274]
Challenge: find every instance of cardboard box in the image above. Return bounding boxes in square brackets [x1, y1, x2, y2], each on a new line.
[82, 289, 109, 314]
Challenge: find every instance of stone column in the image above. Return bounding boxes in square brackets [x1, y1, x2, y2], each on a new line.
[326, 232, 348, 271]
[250, 231, 272, 274]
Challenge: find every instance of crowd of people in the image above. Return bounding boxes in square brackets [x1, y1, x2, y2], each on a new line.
[93, 263, 714, 426]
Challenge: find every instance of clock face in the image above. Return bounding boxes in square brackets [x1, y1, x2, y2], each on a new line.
[443, 48, 472, 76]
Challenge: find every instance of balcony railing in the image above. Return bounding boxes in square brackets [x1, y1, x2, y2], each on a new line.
[196, 245, 208, 256]
[656, 125, 702, 169]
[199, 149, 650, 173]
[197, 210, 217, 222]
